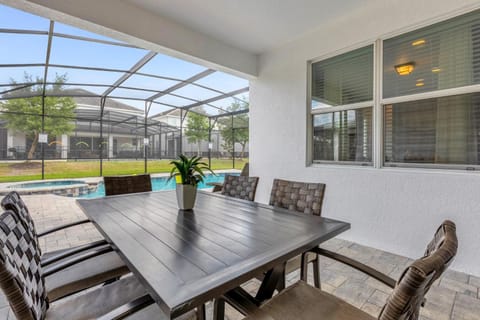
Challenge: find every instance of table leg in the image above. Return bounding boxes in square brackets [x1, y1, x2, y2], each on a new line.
[254, 263, 285, 302]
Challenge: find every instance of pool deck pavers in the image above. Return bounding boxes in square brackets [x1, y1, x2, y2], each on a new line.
[0, 194, 479, 319]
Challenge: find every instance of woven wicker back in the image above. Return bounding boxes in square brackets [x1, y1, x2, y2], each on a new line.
[1, 192, 40, 253]
[378, 220, 458, 320]
[104, 174, 152, 196]
[221, 175, 259, 201]
[0, 210, 47, 320]
[269, 179, 326, 216]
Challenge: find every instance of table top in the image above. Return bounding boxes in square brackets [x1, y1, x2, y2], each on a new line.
[77, 191, 350, 318]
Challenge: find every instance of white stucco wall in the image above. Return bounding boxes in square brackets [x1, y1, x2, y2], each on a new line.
[250, 0, 480, 276]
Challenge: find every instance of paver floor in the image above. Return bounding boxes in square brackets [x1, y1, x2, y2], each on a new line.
[0, 194, 479, 319]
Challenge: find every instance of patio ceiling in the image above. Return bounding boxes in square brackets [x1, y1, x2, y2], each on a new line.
[0, 4, 250, 121]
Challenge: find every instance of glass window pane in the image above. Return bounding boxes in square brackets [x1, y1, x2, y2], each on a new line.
[384, 93, 480, 167]
[383, 9, 480, 98]
[313, 107, 372, 163]
[311, 45, 373, 108]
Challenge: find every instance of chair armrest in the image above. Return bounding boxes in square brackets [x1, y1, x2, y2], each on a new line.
[43, 244, 113, 277]
[37, 219, 91, 237]
[41, 239, 108, 267]
[97, 294, 156, 320]
[310, 247, 396, 289]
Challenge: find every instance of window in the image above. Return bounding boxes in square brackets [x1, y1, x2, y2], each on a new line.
[309, 8, 480, 170]
[310, 45, 373, 164]
[383, 9, 480, 168]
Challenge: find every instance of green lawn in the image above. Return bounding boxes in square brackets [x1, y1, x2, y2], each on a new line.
[0, 158, 247, 182]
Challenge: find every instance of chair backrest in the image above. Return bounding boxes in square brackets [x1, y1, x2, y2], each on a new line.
[221, 175, 259, 201]
[0, 210, 47, 320]
[269, 179, 326, 216]
[1, 191, 40, 249]
[240, 163, 249, 176]
[103, 174, 152, 196]
[378, 220, 458, 320]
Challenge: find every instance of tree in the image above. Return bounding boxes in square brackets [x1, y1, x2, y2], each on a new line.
[184, 109, 209, 156]
[1, 73, 76, 160]
[218, 100, 249, 158]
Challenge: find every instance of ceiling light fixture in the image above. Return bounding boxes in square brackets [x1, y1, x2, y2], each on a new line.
[432, 67, 441, 73]
[412, 39, 426, 46]
[395, 62, 415, 76]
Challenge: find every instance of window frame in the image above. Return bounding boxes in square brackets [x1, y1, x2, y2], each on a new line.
[307, 42, 377, 167]
[307, 6, 480, 171]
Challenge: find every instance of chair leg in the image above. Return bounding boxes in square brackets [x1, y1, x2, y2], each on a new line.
[300, 253, 308, 282]
[196, 303, 206, 320]
[213, 298, 225, 320]
[275, 270, 286, 292]
[313, 258, 321, 289]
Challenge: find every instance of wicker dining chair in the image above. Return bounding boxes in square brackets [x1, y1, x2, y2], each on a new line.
[221, 175, 259, 201]
[239, 220, 458, 320]
[0, 209, 156, 320]
[1, 191, 130, 302]
[214, 179, 327, 317]
[103, 174, 153, 196]
[210, 163, 249, 192]
[268, 179, 326, 290]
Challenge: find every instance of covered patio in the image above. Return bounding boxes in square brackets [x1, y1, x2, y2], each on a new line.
[0, 195, 478, 319]
[1, 0, 480, 319]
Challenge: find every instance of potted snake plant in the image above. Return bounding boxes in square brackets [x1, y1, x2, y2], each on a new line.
[168, 154, 214, 210]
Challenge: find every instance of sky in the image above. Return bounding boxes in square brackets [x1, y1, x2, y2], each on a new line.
[0, 4, 249, 116]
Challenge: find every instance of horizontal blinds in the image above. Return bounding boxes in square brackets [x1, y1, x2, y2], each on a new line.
[311, 45, 373, 108]
[383, 9, 480, 98]
[384, 92, 480, 165]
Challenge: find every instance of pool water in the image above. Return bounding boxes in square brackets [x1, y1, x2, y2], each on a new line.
[78, 173, 236, 199]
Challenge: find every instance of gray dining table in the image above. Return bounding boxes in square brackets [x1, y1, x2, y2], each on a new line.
[77, 190, 350, 319]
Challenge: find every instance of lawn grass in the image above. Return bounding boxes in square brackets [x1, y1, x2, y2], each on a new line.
[0, 158, 247, 183]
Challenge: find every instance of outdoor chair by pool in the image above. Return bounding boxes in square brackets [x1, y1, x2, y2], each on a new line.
[209, 163, 249, 192]
[1, 191, 130, 302]
[0, 209, 197, 320]
[220, 175, 259, 201]
[214, 179, 328, 318]
[103, 174, 152, 196]
[269, 179, 326, 290]
[236, 220, 458, 320]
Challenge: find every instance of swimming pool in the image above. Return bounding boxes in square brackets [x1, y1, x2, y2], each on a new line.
[78, 173, 236, 199]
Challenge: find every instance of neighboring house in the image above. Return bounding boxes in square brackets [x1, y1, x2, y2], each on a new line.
[0, 89, 248, 160]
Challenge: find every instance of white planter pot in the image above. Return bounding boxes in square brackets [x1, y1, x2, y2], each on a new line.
[176, 184, 197, 210]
